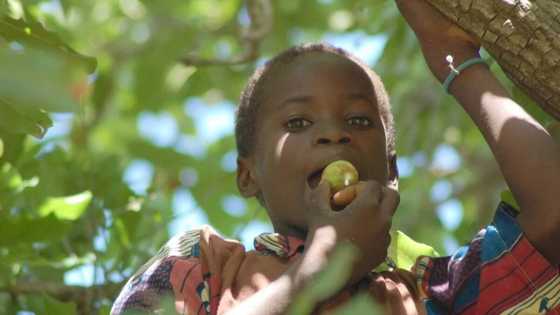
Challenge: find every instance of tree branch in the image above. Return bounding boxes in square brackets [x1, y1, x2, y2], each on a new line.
[425, 0, 560, 120]
[180, 0, 272, 66]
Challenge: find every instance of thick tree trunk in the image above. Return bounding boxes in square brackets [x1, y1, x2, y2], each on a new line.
[426, 0, 560, 120]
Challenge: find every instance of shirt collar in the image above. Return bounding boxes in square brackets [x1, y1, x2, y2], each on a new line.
[254, 232, 305, 259]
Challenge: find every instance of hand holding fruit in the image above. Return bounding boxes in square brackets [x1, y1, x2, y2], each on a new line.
[320, 160, 359, 209]
[304, 166, 399, 285]
[304, 180, 398, 284]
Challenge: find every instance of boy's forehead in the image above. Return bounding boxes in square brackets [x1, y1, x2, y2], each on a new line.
[263, 52, 378, 109]
[281, 52, 366, 78]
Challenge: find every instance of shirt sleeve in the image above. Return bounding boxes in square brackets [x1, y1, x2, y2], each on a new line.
[110, 229, 207, 315]
[416, 202, 560, 314]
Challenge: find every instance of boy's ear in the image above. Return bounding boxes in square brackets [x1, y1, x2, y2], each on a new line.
[387, 152, 399, 190]
[236, 157, 260, 198]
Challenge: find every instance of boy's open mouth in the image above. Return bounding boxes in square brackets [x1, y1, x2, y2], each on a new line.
[307, 167, 326, 189]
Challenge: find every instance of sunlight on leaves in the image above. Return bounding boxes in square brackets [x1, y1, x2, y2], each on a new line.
[389, 230, 440, 271]
[500, 189, 520, 210]
[376, 230, 440, 272]
[39, 191, 93, 220]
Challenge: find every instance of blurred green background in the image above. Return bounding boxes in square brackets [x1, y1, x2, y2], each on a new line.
[0, 0, 555, 314]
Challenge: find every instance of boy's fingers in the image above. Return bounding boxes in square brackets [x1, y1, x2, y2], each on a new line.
[379, 271, 418, 313]
[344, 182, 397, 224]
[304, 181, 332, 211]
[332, 185, 357, 207]
[353, 181, 383, 208]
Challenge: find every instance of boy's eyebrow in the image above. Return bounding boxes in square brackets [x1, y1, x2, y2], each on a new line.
[279, 93, 376, 108]
[279, 95, 314, 107]
[346, 93, 377, 106]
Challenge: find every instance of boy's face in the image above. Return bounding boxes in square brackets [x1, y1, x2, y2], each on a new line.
[237, 52, 396, 238]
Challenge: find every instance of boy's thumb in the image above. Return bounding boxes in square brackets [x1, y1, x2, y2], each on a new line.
[332, 185, 357, 209]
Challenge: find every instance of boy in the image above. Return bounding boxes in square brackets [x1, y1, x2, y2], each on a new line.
[111, 0, 560, 314]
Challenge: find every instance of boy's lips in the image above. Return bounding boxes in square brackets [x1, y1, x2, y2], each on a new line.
[307, 167, 326, 189]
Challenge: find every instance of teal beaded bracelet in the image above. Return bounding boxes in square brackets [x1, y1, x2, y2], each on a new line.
[442, 56, 487, 93]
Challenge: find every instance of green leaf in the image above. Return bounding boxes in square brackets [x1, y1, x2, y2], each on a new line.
[0, 45, 87, 114]
[92, 71, 114, 113]
[98, 304, 112, 315]
[376, 230, 439, 272]
[0, 137, 3, 158]
[290, 243, 358, 315]
[38, 190, 92, 220]
[332, 293, 382, 315]
[500, 189, 520, 210]
[0, 98, 52, 138]
[0, 7, 96, 118]
[131, 29, 194, 110]
[0, 214, 71, 246]
[186, 0, 241, 29]
[43, 294, 77, 315]
[118, 210, 142, 243]
[0, 15, 96, 72]
[1, 163, 16, 192]
[0, 132, 25, 163]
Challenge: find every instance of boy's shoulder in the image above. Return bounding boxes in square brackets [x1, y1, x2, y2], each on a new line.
[110, 225, 244, 315]
[416, 202, 560, 314]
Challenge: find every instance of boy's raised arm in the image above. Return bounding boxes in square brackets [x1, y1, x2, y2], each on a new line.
[395, 0, 560, 264]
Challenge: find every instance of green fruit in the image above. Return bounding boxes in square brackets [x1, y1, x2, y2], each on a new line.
[320, 160, 359, 193]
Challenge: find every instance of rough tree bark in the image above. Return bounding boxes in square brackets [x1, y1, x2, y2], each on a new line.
[426, 0, 560, 120]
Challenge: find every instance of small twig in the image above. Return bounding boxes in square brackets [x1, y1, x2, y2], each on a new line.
[180, 0, 272, 66]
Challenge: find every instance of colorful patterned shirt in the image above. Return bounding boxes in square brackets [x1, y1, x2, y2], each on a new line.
[111, 202, 560, 314]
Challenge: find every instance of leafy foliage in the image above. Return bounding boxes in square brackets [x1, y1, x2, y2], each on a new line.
[0, 0, 556, 314]
[290, 244, 360, 315]
[376, 230, 439, 272]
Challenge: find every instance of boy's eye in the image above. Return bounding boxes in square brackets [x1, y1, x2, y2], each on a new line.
[347, 116, 372, 127]
[285, 118, 312, 130]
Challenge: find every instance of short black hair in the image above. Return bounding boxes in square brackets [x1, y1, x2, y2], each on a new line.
[235, 43, 395, 159]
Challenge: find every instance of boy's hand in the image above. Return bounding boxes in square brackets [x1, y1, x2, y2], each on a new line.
[332, 184, 358, 208]
[395, 0, 480, 82]
[302, 180, 399, 285]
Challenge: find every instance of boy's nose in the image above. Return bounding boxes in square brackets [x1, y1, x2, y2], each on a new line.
[315, 126, 351, 145]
